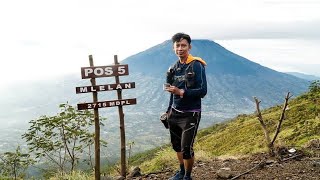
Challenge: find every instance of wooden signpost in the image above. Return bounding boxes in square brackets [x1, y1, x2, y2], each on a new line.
[76, 55, 136, 180]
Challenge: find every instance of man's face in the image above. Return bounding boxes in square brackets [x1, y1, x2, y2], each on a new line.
[173, 39, 191, 60]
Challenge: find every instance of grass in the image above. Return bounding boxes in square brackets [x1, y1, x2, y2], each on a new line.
[8, 90, 317, 179]
[49, 171, 94, 180]
[126, 90, 320, 174]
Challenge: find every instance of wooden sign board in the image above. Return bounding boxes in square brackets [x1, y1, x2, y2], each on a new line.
[81, 64, 129, 79]
[77, 98, 137, 110]
[76, 82, 135, 94]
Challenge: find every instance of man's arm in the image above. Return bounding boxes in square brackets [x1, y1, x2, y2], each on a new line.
[183, 61, 207, 98]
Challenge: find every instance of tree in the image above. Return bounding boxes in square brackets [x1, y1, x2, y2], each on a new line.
[308, 80, 320, 116]
[0, 146, 35, 180]
[254, 92, 292, 156]
[22, 103, 107, 174]
[309, 80, 320, 94]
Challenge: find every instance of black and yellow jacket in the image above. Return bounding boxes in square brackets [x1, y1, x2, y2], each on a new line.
[167, 54, 207, 112]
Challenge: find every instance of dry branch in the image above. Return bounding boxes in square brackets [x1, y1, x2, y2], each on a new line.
[271, 92, 292, 144]
[231, 161, 266, 180]
[254, 97, 272, 149]
[281, 153, 303, 162]
[254, 92, 292, 156]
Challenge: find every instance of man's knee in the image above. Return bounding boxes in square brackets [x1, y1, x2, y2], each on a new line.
[182, 147, 194, 159]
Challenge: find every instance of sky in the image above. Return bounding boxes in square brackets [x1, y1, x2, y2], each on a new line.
[0, 0, 319, 85]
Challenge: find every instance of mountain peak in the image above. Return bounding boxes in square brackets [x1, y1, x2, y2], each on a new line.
[123, 39, 273, 76]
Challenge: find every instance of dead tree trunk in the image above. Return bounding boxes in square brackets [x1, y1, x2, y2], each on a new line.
[254, 92, 292, 156]
[271, 92, 292, 144]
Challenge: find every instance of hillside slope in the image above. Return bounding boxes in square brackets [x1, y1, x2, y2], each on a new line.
[127, 89, 320, 178]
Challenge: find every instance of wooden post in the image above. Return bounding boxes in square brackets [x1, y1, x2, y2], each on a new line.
[77, 55, 136, 179]
[114, 55, 126, 177]
[89, 55, 101, 180]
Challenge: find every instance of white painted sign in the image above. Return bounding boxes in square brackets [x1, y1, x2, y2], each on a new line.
[77, 98, 137, 110]
[81, 64, 129, 79]
[76, 82, 135, 93]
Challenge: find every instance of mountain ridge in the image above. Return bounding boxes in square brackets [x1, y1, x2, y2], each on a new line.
[122, 39, 308, 112]
[286, 72, 320, 81]
[124, 39, 287, 76]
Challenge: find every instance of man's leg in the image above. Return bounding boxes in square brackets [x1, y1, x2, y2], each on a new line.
[174, 147, 195, 179]
[181, 112, 201, 179]
[168, 113, 185, 180]
[184, 157, 194, 177]
[177, 152, 183, 164]
[184, 157, 194, 172]
[177, 152, 185, 176]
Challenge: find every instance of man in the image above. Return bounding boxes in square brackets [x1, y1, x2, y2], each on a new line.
[164, 33, 207, 180]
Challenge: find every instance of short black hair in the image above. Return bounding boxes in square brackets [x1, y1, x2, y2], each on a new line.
[171, 33, 191, 44]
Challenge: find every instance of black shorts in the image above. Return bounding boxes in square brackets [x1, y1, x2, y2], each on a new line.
[168, 109, 201, 159]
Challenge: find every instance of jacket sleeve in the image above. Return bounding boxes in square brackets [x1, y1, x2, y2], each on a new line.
[183, 61, 207, 98]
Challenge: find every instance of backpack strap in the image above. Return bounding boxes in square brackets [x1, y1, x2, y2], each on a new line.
[166, 60, 180, 85]
[186, 60, 196, 74]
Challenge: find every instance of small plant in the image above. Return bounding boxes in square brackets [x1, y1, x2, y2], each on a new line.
[309, 80, 320, 94]
[127, 141, 135, 169]
[307, 80, 320, 116]
[49, 170, 94, 180]
[0, 146, 35, 180]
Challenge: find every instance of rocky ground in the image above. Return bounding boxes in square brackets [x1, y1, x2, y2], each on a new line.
[126, 144, 320, 180]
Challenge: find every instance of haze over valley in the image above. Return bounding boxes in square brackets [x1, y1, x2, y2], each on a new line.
[0, 40, 314, 159]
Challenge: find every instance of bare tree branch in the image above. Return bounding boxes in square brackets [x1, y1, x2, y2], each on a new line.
[254, 97, 272, 146]
[231, 160, 266, 180]
[281, 153, 303, 162]
[254, 92, 291, 156]
[271, 92, 291, 145]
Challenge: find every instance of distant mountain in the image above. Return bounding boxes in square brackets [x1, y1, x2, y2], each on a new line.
[0, 39, 310, 155]
[286, 72, 320, 81]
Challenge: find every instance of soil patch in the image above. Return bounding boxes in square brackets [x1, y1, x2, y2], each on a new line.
[130, 152, 320, 180]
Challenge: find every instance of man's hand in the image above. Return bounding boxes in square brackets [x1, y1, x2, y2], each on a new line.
[166, 86, 184, 97]
[160, 113, 169, 129]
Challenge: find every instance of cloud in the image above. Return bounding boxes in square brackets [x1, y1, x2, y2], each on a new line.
[0, 0, 319, 83]
[201, 20, 320, 40]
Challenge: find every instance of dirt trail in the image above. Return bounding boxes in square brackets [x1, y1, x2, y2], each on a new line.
[130, 152, 320, 180]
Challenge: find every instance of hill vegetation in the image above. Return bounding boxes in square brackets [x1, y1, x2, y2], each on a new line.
[0, 80, 319, 179]
[0, 80, 320, 179]
[1, 81, 319, 179]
